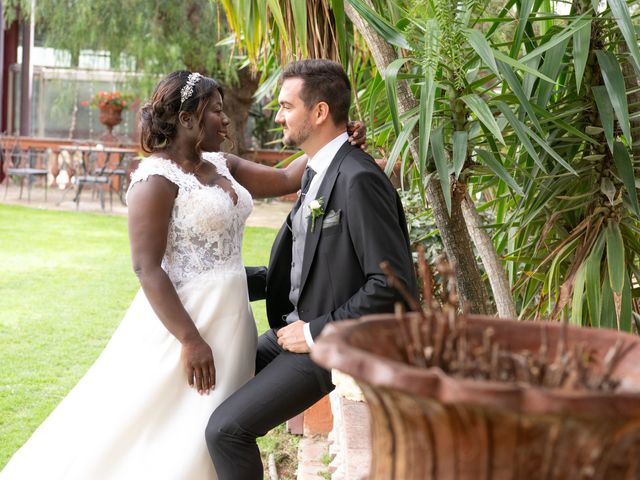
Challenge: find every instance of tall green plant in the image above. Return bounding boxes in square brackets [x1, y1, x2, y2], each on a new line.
[491, 0, 640, 328]
[218, 0, 348, 66]
[344, 0, 639, 328]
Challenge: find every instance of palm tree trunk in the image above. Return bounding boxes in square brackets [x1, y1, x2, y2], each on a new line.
[462, 194, 516, 317]
[344, 0, 493, 315]
[221, 67, 260, 155]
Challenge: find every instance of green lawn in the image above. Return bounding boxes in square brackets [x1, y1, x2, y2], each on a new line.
[0, 204, 278, 469]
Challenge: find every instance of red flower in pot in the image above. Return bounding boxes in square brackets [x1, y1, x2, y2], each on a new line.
[82, 91, 136, 142]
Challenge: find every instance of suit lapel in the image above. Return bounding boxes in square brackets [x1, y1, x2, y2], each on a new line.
[299, 142, 351, 293]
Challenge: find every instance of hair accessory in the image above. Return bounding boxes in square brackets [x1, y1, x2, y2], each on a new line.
[180, 72, 202, 107]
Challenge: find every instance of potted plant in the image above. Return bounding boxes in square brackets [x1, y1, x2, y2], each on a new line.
[81, 91, 135, 142]
[311, 255, 640, 479]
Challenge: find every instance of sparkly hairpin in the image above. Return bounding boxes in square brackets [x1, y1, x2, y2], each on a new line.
[180, 72, 202, 107]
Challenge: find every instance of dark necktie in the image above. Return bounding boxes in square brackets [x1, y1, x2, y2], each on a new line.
[292, 166, 316, 217]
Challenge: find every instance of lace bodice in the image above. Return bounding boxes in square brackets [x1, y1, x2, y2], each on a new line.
[127, 152, 253, 288]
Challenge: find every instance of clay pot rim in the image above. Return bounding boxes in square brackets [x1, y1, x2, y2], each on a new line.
[311, 313, 640, 419]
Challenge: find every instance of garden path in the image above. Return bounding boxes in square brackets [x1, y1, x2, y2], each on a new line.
[0, 185, 292, 228]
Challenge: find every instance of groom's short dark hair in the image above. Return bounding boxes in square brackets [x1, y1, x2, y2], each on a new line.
[282, 59, 351, 126]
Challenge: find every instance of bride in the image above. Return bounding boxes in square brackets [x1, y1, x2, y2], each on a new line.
[0, 71, 364, 479]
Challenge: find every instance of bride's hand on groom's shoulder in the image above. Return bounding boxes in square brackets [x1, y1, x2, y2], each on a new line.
[347, 120, 367, 150]
[180, 336, 216, 395]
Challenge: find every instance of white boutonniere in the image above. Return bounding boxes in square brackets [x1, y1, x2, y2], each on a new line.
[307, 197, 325, 233]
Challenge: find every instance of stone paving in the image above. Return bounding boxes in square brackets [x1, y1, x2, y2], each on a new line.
[297, 436, 331, 480]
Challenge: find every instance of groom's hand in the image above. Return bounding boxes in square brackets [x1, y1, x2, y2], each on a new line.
[276, 320, 310, 353]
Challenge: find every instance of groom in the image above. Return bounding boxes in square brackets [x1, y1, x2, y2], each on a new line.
[206, 59, 417, 479]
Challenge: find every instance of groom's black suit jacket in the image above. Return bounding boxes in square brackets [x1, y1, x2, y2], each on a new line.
[265, 141, 417, 340]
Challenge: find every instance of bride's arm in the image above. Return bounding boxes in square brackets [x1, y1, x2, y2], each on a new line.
[127, 176, 215, 395]
[224, 152, 308, 199]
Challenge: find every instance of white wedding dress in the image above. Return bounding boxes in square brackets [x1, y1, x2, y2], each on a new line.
[0, 153, 258, 480]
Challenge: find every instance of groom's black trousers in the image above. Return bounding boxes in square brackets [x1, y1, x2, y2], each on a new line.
[205, 328, 334, 479]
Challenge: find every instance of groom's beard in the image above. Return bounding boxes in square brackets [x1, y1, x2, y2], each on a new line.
[282, 122, 313, 148]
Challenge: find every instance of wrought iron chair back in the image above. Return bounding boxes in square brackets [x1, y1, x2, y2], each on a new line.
[2, 142, 50, 202]
[72, 149, 113, 211]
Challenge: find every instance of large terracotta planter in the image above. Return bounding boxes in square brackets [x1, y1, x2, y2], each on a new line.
[311, 314, 640, 479]
[98, 106, 123, 143]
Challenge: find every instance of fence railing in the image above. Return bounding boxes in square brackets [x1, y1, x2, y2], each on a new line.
[1, 136, 297, 204]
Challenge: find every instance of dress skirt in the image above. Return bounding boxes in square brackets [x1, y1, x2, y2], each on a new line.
[0, 269, 257, 480]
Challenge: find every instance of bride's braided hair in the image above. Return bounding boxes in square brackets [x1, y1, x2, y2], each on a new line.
[139, 71, 223, 154]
